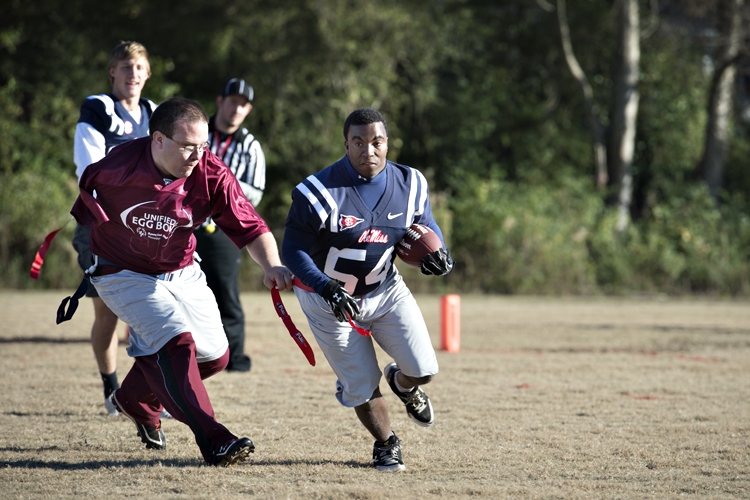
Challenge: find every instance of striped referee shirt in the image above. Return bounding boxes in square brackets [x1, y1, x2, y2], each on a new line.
[208, 116, 266, 206]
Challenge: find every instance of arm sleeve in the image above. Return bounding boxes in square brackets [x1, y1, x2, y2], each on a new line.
[211, 167, 270, 249]
[422, 218, 446, 246]
[239, 182, 264, 206]
[412, 181, 446, 246]
[144, 98, 157, 115]
[74, 122, 106, 181]
[237, 139, 265, 204]
[281, 239, 331, 293]
[70, 169, 110, 226]
[281, 189, 334, 294]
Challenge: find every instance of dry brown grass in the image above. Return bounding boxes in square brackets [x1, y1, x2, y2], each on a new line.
[0, 291, 749, 499]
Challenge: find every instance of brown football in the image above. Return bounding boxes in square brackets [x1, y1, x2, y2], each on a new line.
[396, 223, 443, 267]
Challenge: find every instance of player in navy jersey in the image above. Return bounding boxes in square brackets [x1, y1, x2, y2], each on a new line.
[195, 78, 266, 372]
[282, 107, 454, 471]
[71, 97, 293, 466]
[72, 41, 158, 417]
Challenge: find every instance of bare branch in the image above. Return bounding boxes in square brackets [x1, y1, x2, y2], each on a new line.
[556, 0, 608, 188]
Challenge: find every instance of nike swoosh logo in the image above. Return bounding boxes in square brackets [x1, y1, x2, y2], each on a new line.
[387, 212, 403, 220]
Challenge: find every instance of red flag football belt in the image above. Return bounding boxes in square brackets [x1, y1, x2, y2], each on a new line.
[271, 285, 316, 366]
[291, 278, 372, 337]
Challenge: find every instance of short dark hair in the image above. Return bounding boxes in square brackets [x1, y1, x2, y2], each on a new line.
[343, 107, 388, 139]
[150, 98, 209, 139]
[108, 41, 150, 85]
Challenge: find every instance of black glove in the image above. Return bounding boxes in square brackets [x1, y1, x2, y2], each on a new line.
[420, 248, 454, 276]
[320, 279, 360, 322]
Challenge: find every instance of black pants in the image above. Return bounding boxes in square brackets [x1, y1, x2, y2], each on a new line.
[194, 226, 251, 372]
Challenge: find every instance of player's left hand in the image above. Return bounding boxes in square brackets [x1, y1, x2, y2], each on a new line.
[420, 248, 454, 276]
[265, 265, 294, 291]
[320, 279, 360, 322]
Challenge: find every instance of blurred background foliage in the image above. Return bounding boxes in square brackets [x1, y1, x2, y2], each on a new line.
[2, 0, 749, 295]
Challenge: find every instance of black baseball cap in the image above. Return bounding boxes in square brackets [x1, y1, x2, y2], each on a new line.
[221, 78, 254, 102]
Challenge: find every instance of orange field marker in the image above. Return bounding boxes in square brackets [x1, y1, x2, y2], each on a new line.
[440, 294, 460, 353]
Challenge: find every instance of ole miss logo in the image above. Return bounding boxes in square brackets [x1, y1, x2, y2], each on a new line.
[339, 214, 364, 231]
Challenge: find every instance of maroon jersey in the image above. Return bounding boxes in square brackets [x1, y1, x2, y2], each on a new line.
[71, 137, 269, 274]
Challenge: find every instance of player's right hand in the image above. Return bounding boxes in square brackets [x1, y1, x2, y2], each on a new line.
[265, 265, 294, 291]
[420, 248, 454, 276]
[320, 279, 360, 322]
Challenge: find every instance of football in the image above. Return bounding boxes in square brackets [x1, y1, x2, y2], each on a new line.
[396, 223, 443, 267]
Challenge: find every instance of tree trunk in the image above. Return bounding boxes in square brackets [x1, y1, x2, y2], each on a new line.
[695, 0, 743, 201]
[556, 0, 608, 189]
[609, 0, 641, 233]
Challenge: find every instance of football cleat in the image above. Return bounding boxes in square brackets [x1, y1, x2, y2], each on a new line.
[109, 392, 166, 450]
[372, 433, 405, 471]
[384, 363, 434, 427]
[213, 437, 255, 467]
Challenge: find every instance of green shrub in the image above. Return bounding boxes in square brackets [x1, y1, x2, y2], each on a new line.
[449, 174, 602, 294]
[447, 175, 750, 296]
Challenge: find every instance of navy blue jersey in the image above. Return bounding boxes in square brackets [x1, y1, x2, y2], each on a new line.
[78, 94, 156, 154]
[283, 157, 443, 296]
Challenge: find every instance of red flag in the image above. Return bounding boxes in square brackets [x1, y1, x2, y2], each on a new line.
[30, 218, 73, 280]
[290, 277, 372, 337]
[271, 286, 316, 366]
[347, 312, 372, 337]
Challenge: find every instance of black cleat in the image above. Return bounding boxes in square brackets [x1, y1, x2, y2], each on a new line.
[109, 392, 166, 450]
[372, 433, 405, 471]
[213, 437, 255, 467]
[384, 363, 434, 427]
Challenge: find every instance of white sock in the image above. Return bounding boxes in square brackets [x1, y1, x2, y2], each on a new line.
[394, 371, 415, 393]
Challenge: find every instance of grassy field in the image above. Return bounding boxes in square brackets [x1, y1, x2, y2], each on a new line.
[0, 290, 748, 499]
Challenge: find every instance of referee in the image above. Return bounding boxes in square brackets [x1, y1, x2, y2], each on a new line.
[195, 78, 266, 372]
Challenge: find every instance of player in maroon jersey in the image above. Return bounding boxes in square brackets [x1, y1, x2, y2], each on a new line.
[70, 97, 293, 466]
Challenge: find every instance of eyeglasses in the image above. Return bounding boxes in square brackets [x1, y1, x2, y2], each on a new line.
[163, 134, 209, 156]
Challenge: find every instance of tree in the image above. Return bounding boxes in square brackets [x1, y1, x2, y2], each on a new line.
[695, 0, 745, 201]
[3, 0, 750, 294]
[609, 0, 641, 232]
[555, 0, 642, 232]
[556, 0, 608, 189]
